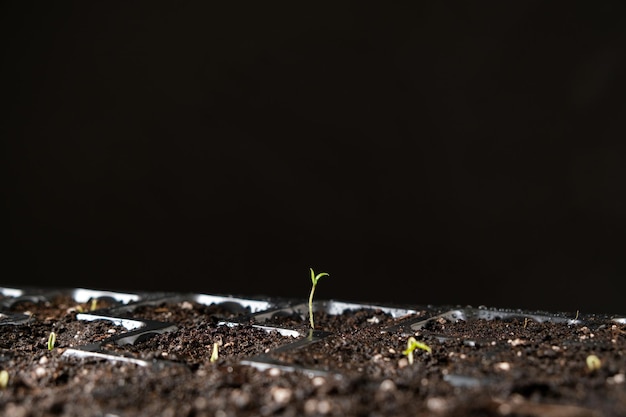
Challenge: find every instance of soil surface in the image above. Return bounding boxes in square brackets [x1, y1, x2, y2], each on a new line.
[0, 288, 625, 417]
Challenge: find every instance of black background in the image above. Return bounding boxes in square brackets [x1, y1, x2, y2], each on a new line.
[3, 2, 626, 314]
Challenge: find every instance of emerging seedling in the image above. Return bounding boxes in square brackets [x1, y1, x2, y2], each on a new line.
[308, 268, 329, 329]
[210, 342, 219, 363]
[0, 370, 8, 389]
[47, 332, 56, 351]
[586, 354, 601, 371]
[402, 336, 431, 365]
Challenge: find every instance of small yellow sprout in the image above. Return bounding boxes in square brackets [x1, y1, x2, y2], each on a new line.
[586, 354, 601, 371]
[90, 299, 98, 311]
[402, 336, 431, 365]
[47, 332, 56, 351]
[210, 342, 219, 363]
[0, 370, 9, 389]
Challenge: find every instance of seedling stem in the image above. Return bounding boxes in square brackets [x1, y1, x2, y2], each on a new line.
[47, 332, 56, 351]
[0, 370, 8, 389]
[210, 342, 219, 363]
[308, 268, 329, 329]
[402, 336, 431, 365]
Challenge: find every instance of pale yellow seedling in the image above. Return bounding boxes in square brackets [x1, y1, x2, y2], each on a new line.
[0, 370, 8, 389]
[402, 336, 431, 364]
[586, 354, 601, 371]
[210, 342, 219, 363]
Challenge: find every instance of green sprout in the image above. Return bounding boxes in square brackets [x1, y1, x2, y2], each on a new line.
[47, 332, 56, 351]
[308, 268, 329, 329]
[210, 342, 219, 363]
[402, 336, 431, 365]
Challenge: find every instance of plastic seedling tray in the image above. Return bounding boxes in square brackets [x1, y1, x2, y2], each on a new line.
[63, 291, 283, 367]
[237, 300, 421, 376]
[5, 286, 625, 373]
[2, 285, 626, 417]
[385, 307, 582, 343]
[0, 287, 422, 372]
[384, 306, 626, 388]
[249, 299, 418, 323]
[2, 287, 624, 371]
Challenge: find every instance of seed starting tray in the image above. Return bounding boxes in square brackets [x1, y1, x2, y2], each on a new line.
[1, 286, 624, 385]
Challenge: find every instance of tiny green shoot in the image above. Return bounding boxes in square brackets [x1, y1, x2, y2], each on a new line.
[210, 342, 219, 363]
[47, 332, 56, 351]
[0, 370, 8, 389]
[90, 299, 98, 311]
[308, 268, 329, 329]
[402, 336, 431, 365]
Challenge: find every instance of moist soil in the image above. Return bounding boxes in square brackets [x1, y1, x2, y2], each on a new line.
[0, 291, 625, 417]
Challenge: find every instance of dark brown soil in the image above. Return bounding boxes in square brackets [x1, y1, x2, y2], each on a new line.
[0, 289, 625, 417]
